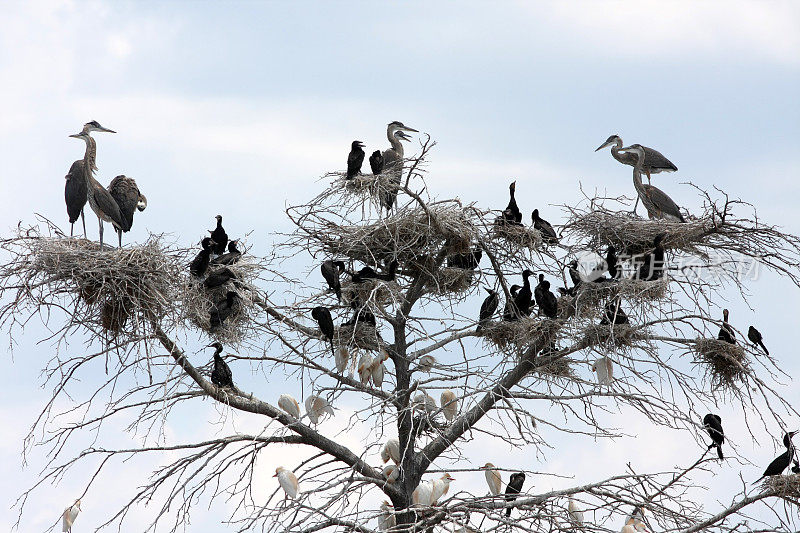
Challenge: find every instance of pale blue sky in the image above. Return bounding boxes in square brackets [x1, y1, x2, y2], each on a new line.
[1, 1, 799, 531]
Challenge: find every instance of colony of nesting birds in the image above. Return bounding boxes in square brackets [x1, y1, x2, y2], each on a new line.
[42, 120, 800, 531]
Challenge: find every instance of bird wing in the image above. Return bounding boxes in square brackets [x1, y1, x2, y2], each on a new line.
[91, 180, 126, 229]
[347, 150, 365, 175]
[640, 145, 678, 172]
[108, 176, 142, 231]
[65, 160, 88, 222]
[642, 184, 684, 221]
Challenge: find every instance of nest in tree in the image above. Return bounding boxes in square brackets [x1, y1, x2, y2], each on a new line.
[574, 277, 670, 307]
[341, 279, 401, 308]
[534, 355, 576, 379]
[764, 474, 800, 499]
[424, 267, 475, 295]
[335, 322, 382, 352]
[184, 260, 262, 345]
[580, 323, 645, 350]
[693, 338, 748, 390]
[483, 317, 561, 352]
[0, 231, 184, 337]
[490, 221, 542, 250]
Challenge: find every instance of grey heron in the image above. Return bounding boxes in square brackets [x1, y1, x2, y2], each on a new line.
[346, 140, 365, 179]
[208, 215, 228, 255]
[618, 145, 686, 222]
[369, 150, 383, 174]
[107, 175, 147, 246]
[68, 130, 126, 248]
[380, 121, 417, 213]
[64, 121, 115, 237]
[595, 134, 677, 184]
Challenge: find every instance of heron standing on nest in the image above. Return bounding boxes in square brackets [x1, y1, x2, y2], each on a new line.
[618, 145, 685, 222]
[68, 130, 126, 248]
[380, 121, 417, 214]
[64, 121, 115, 238]
[595, 135, 677, 185]
[108, 175, 147, 247]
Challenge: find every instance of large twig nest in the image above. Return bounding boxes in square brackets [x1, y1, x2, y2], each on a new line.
[483, 317, 561, 352]
[764, 474, 800, 499]
[490, 221, 542, 250]
[424, 267, 475, 295]
[535, 356, 576, 379]
[341, 279, 401, 308]
[693, 338, 748, 390]
[335, 322, 382, 352]
[580, 323, 646, 350]
[575, 277, 670, 307]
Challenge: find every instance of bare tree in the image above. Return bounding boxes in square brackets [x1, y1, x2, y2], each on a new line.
[1, 137, 799, 533]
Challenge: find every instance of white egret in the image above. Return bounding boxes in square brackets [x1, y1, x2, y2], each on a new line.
[278, 394, 301, 419]
[431, 473, 455, 504]
[568, 496, 584, 524]
[381, 438, 401, 464]
[274, 466, 299, 499]
[305, 395, 334, 424]
[378, 500, 396, 531]
[335, 346, 349, 374]
[62, 499, 81, 533]
[592, 356, 614, 385]
[483, 463, 502, 495]
[358, 353, 374, 384]
[382, 464, 399, 483]
[371, 349, 389, 387]
[440, 389, 458, 422]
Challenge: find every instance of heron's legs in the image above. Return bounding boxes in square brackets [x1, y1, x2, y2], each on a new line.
[98, 217, 104, 249]
[81, 209, 86, 237]
[118, 229, 122, 248]
[632, 195, 640, 215]
[70, 222, 74, 238]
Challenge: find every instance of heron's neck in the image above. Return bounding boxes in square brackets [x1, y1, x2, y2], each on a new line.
[632, 168, 646, 199]
[610, 140, 624, 163]
[389, 131, 403, 157]
[83, 136, 97, 173]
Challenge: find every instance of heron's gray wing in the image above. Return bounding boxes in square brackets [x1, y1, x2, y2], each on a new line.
[65, 160, 88, 223]
[92, 180, 126, 230]
[640, 145, 677, 172]
[645, 184, 684, 221]
[108, 176, 141, 231]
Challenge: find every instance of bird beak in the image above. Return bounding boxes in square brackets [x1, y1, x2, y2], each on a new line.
[68, 133, 81, 138]
[401, 125, 418, 133]
[594, 141, 613, 152]
[98, 126, 116, 133]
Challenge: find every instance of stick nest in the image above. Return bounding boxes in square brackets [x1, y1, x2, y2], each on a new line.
[335, 322, 382, 352]
[764, 474, 800, 499]
[693, 338, 748, 390]
[424, 267, 475, 295]
[577, 277, 670, 305]
[482, 317, 561, 353]
[580, 323, 646, 350]
[534, 354, 576, 379]
[341, 279, 402, 308]
[490, 221, 542, 251]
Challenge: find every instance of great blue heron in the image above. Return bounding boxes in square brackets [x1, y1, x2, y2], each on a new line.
[380, 121, 417, 213]
[618, 145, 685, 222]
[68, 130, 126, 248]
[346, 140, 365, 179]
[107, 175, 147, 246]
[595, 135, 677, 184]
[208, 215, 228, 255]
[64, 121, 115, 237]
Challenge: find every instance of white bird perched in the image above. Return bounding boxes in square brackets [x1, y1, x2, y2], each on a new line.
[418, 354, 435, 372]
[62, 499, 81, 533]
[304, 395, 334, 424]
[483, 462, 502, 495]
[382, 464, 399, 483]
[274, 466, 299, 499]
[431, 473, 455, 504]
[440, 389, 458, 422]
[278, 394, 301, 419]
[592, 356, 614, 385]
[625, 506, 649, 532]
[371, 350, 389, 387]
[412, 480, 434, 506]
[413, 391, 437, 414]
[621, 525, 637, 533]
[568, 496, 584, 524]
[378, 500, 396, 531]
[335, 346, 349, 374]
[358, 353, 374, 384]
[381, 438, 401, 464]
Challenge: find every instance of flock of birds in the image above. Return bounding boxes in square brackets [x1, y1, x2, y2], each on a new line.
[64, 121, 147, 248]
[56, 124, 797, 531]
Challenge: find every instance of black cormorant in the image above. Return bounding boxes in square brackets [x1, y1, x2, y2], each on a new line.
[210, 291, 239, 330]
[703, 413, 725, 460]
[204, 267, 237, 289]
[754, 431, 797, 483]
[211, 240, 243, 265]
[352, 260, 398, 283]
[107, 175, 147, 246]
[369, 150, 383, 175]
[447, 248, 482, 269]
[502, 285, 522, 321]
[346, 141, 366, 179]
[532, 209, 558, 244]
[600, 300, 628, 325]
[500, 181, 523, 225]
[504, 472, 526, 517]
[477, 288, 499, 332]
[312, 306, 335, 357]
[607, 245, 619, 279]
[747, 326, 769, 355]
[792, 460, 800, 474]
[209, 215, 228, 255]
[190, 237, 216, 278]
[208, 342, 234, 388]
[321, 260, 346, 300]
[534, 274, 558, 319]
[636, 233, 666, 281]
[514, 270, 534, 317]
[717, 309, 735, 344]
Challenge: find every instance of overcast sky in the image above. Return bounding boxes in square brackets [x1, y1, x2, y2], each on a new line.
[1, 1, 799, 532]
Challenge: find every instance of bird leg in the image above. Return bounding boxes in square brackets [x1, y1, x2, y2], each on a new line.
[81, 209, 86, 237]
[70, 222, 74, 238]
[118, 228, 122, 248]
[632, 195, 640, 215]
[98, 217, 104, 249]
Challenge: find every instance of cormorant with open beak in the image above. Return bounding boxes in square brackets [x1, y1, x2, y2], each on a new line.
[346, 140, 365, 179]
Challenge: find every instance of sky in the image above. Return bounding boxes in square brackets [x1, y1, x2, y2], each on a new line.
[0, 1, 799, 531]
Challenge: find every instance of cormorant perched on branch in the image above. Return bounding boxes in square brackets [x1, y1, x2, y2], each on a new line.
[312, 306, 335, 357]
[636, 233, 666, 281]
[369, 150, 383, 175]
[346, 141, 365, 179]
[204, 267, 237, 289]
[534, 274, 558, 319]
[210, 291, 239, 330]
[208, 215, 228, 255]
[717, 309, 735, 344]
[500, 181, 522, 225]
[190, 237, 216, 277]
[532, 209, 558, 244]
[504, 472, 525, 517]
[600, 300, 628, 325]
[703, 413, 725, 460]
[208, 342, 234, 388]
[502, 285, 522, 321]
[606, 245, 619, 279]
[747, 326, 769, 355]
[447, 248, 482, 269]
[321, 260, 346, 300]
[559, 260, 582, 297]
[352, 260, 398, 283]
[477, 288, 499, 332]
[514, 270, 534, 317]
[211, 240, 243, 265]
[755, 431, 798, 483]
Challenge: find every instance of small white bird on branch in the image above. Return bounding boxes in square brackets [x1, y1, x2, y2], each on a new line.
[592, 356, 614, 385]
[483, 462, 502, 495]
[370, 349, 389, 387]
[413, 391, 437, 415]
[62, 499, 81, 533]
[568, 495, 584, 524]
[274, 466, 299, 499]
[278, 394, 301, 419]
[382, 464, 399, 483]
[304, 395, 334, 424]
[418, 354, 436, 372]
[378, 500, 396, 531]
[412, 480, 434, 506]
[381, 438, 401, 464]
[431, 473, 454, 504]
[335, 346, 349, 374]
[440, 389, 458, 422]
[358, 353, 374, 384]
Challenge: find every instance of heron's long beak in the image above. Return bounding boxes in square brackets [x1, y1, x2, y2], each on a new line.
[401, 125, 418, 133]
[595, 141, 613, 152]
[68, 133, 82, 138]
[98, 126, 116, 133]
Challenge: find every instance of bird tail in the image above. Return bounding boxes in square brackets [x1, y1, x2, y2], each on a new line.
[759, 341, 769, 355]
[505, 506, 511, 517]
[717, 445, 724, 460]
[335, 287, 342, 301]
[751, 476, 765, 486]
